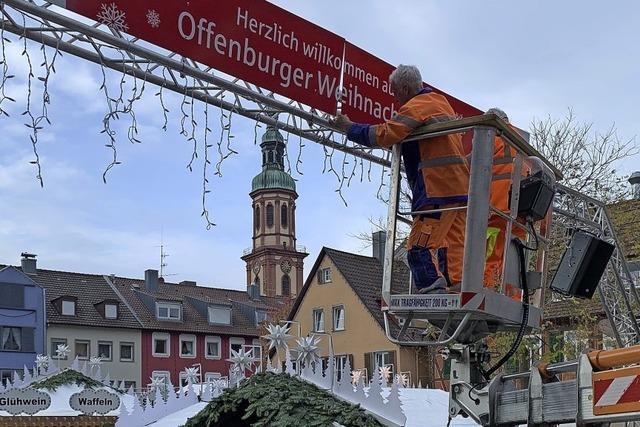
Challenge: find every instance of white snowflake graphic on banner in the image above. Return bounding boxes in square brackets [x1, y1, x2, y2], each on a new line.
[146, 9, 161, 28]
[97, 3, 129, 32]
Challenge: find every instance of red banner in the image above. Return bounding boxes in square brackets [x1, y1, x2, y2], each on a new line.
[52, 0, 483, 126]
[53, 0, 344, 114]
[340, 42, 397, 123]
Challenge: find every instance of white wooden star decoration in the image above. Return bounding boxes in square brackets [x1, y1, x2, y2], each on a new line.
[183, 366, 200, 384]
[262, 323, 292, 351]
[227, 348, 254, 373]
[55, 344, 70, 359]
[295, 336, 321, 367]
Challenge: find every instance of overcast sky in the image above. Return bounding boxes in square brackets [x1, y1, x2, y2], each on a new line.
[1, 1, 638, 289]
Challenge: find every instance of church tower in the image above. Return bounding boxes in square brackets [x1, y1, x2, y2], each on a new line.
[241, 126, 307, 298]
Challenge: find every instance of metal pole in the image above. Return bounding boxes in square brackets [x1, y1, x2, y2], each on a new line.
[461, 127, 495, 293]
[382, 144, 402, 306]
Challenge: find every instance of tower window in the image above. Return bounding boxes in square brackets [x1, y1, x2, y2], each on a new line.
[266, 204, 274, 228]
[281, 204, 288, 228]
[254, 205, 261, 231]
[281, 275, 290, 296]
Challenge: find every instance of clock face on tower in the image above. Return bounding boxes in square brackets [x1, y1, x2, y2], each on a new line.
[280, 259, 292, 273]
[252, 263, 261, 275]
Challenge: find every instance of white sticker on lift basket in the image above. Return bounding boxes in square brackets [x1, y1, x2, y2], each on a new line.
[389, 294, 460, 310]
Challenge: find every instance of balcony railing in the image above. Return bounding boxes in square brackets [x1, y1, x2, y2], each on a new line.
[243, 245, 307, 256]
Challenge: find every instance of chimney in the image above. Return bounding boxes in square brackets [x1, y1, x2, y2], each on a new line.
[20, 253, 37, 275]
[372, 231, 387, 263]
[629, 171, 640, 200]
[145, 269, 159, 293]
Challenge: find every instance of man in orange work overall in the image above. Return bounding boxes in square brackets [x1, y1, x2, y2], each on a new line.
[333, 65, 469, 294]
[484, 108, 526, 299]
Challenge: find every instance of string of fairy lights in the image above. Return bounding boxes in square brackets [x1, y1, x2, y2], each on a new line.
[0, 1, 392, 227]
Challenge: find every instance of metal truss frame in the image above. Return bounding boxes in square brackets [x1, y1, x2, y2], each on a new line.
[554, 184, 640, 347]
[3, 1, 638, 349]
[0, 0, 391, 169]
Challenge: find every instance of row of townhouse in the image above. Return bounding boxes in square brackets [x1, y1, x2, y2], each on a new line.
[0, 254, 283, 389]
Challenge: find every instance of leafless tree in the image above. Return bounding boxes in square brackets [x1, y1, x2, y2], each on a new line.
[530, 108, 637, 203]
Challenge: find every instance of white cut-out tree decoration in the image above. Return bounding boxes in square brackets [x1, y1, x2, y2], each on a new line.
[89, 356, 103, 378]
[70, 356, 81, 371]
[35, 354, 49, 376]
[22, 366, 32, 385]
[295, 336, 321, 368]
[97, 3, 129, 32]
[146, 9, 161, 28]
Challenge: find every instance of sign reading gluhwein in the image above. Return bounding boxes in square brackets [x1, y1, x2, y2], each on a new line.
[50, 1, 481, 124]
[0, 388, 51, 415]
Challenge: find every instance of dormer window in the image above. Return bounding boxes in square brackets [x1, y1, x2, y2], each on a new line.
[255, 309, 267, 326]
[95, 300, 119, 320]
[156, 302, 181, 321]
[105, 303, 118, 319]
[208, 305, 231, 325]
[61, 298, 76, 316]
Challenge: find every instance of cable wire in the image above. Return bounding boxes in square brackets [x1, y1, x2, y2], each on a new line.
[482, 238, 530, 379]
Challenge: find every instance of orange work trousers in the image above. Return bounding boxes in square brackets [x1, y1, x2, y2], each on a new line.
[484, 215, 527, 299]
[407, 205, 466, 290]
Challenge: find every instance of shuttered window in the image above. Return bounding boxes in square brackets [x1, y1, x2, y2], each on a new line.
[254, 206, 261, 231]
[266, 204, 274, 228]
[0, 284, 24, 308]
[281, 204, 288, 228]
[281, 275, 290, 296]
[0, 327, 34, 353]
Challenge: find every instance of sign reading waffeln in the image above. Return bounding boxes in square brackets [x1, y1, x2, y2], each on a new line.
[70, 388, 121, 415]
[51, 0, 345, 114]
[0, 388, 51, 415]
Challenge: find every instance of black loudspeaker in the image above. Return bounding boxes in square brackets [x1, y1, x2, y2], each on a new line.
[550, 231, 615, 299]
[518, 171, 555, 221]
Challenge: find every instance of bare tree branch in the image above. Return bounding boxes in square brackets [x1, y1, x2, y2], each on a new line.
[530, 108, 638, 203]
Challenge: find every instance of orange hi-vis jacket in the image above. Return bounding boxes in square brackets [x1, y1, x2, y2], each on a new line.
[347, 88, 469, 211]
[490, 135, 515, 212]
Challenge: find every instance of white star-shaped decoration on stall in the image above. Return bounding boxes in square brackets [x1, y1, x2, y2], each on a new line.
[56, 344, 70, 359]
[183, 366, 200, 384]
[395, 373, 409, 387]
[295, 336, 321, 367]
[378, 365, 393, 384]
[149, 376, 166, 389]
[89, 356, 103, 368]
[262, 323, 292, 351]
[351, 369, 363, 386]
[35, 355, 49, 374]
[227, 348, 254, 373]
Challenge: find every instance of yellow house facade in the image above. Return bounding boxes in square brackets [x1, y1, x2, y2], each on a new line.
[287, 245, 441, 387]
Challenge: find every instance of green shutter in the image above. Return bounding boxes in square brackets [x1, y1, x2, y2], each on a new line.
[364, 352, 373, 381]
[388, 351, 396, 375]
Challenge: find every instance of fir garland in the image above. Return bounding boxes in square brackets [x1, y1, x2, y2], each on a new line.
[185, 372, 383, 427]
[31, 369, 119, 393]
